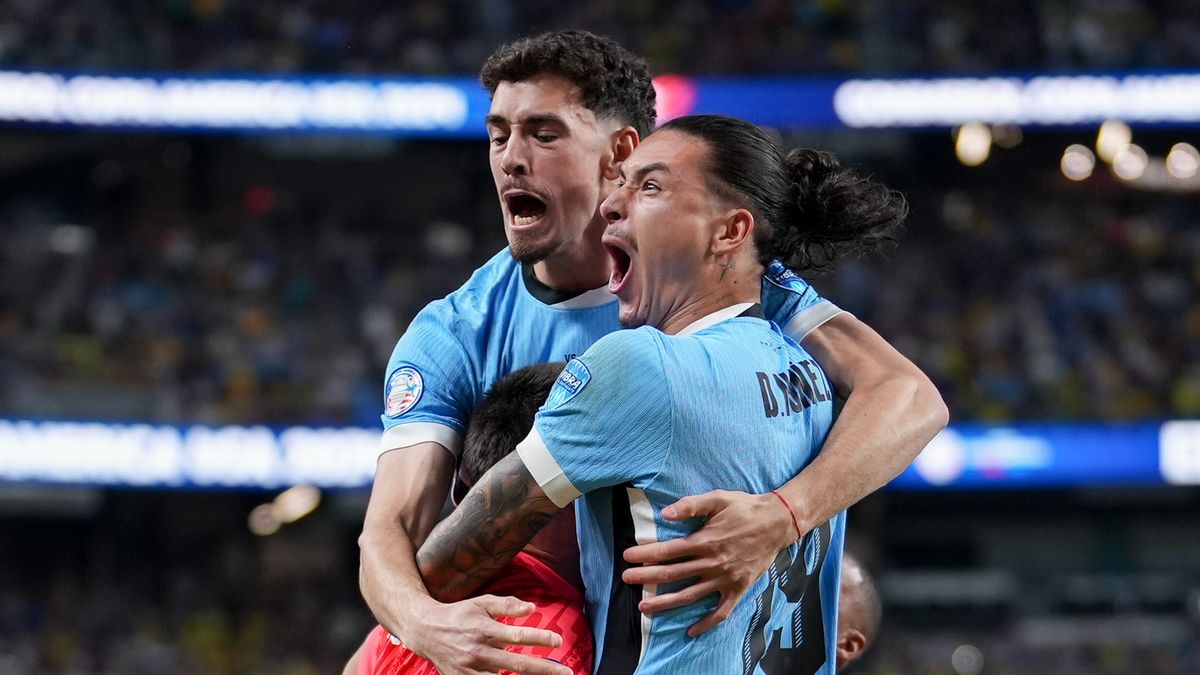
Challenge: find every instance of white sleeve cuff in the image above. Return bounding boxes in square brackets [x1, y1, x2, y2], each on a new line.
[378, 422, 462, 459]
[516, 426, 581, 508]
[785, 301, 845, 342]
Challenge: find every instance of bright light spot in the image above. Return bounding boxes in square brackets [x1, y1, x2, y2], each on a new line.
[248, 503, 281, 536]
[951, 644, 985, 675]
[1061, 144, 1096, 181]
[955, 122, 992, 166]
[1096, 119, 1132, 162]
[272, 484, 321, 523]
[1112, 144, 1149, 180]
[1166, 143, 1200, 179]
[992, 123, 1023, 148]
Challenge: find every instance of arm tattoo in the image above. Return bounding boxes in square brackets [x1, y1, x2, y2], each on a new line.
[416, 452, 561, 602]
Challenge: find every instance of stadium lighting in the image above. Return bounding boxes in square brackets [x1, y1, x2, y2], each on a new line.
[951, 644, 985, 675]
[955, 123, 992, 166]
[248, 503, 282, 536]
[1112, 144, 1149, 180]
[1061, 145, 1096, 181]
[1096, 120, 1132, 162]
[273, 484, 322, 523]
[1166, 143, 1200, 179]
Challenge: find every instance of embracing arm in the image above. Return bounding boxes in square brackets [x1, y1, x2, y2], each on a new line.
[358, 443, 569, 675]
[417, 451, 563, 602]
[358, 442, 456, 635]
[776, 312, 948, 534]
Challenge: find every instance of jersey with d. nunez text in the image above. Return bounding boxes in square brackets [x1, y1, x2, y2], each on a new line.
[516, 304, 845, 675]
[378, 249, 843, 458]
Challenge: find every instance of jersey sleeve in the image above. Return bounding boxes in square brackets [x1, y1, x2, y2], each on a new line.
[760, 260, 845, 342]
[516, 329, 673, 508]
[378, 300, 477, 458]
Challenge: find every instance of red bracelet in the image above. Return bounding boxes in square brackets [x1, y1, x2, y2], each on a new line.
[770, 489, 804, 542]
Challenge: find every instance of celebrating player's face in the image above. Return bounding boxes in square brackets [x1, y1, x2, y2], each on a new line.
[600, 130, 729, 329]
[487, 74, 624, 266]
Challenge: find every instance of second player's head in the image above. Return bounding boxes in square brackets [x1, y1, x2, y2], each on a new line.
[480, 31, 657, 277]
[599, 114, 908, 330]
[454, 361, 566, 503]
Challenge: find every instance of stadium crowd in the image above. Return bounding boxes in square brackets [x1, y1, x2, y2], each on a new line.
[1, 138, 1196, 427]
[0, 0, 1197, 75]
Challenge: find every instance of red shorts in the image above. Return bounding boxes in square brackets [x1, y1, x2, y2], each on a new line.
[359, 552, 593, 675]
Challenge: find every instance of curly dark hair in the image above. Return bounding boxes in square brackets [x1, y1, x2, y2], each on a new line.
[480, 30, 658, 137]
[658, 115, 907, 272]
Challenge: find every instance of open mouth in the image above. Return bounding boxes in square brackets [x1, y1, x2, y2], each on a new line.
[505, 192, 547, 227]
[604, 241, 633, 293]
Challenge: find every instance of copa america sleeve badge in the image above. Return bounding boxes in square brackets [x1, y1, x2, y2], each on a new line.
[545, 358, 591, 410]
[385, 366, 425, 417]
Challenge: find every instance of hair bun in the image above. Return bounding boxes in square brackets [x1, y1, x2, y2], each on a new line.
[777, 148, 907, 272]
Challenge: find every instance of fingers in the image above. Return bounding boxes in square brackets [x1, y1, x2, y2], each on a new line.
[623, 536, 703, 564]
[636, 578, 721, 615]
[458, 647, 572, 675]
[475, 594, 537, 619]
[687, 594, 739, 637]
[659, 491, 731, 520]
[622, 558, 708, 585]
[472, 595, 566, 660]
[482, 622, 563, 650]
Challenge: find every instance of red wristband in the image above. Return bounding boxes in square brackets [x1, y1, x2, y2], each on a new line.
[770, 489, 803, 542]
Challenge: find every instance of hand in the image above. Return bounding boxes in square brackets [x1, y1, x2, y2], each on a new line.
[621, 489, 797, 637]
[398, 594, 572, 675]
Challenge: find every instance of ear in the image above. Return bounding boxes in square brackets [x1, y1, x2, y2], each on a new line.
[836, 628, 867, 670]
[602, 126, 639, 181]
[710, 208, 755, 257]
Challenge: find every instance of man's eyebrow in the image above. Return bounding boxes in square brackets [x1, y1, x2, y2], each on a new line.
[620, 162, 673, 183]
[484, 113, 568, 127]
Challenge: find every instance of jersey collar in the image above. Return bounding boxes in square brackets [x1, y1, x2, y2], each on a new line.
[521, 263, 616, 309]
[675, 302, 762, 336]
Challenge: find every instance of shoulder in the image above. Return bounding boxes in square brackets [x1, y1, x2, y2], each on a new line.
[583, 327, 664, 366]
[542, 329, 665, 410]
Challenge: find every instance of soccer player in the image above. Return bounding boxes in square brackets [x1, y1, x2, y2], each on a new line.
[358, 31, 947, 674]
[415, 114, 877, 673]
[352, 362, 594, 675]
[836, 552, 882, 671]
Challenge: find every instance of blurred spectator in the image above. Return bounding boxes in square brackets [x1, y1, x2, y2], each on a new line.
[0, 136, 1196, 426]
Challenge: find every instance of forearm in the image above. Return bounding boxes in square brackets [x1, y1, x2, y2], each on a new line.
[416, 452, 559, 603]
[358, 443, 455, 635]
[778, 371, 946, 533]
[359, 517, 440, 635]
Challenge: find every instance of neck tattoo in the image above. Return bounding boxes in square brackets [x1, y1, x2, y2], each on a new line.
[719, 257, 736, 282]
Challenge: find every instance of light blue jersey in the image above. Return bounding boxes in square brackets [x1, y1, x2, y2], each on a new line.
[379, 251, 840, 458]
[517, 304, 845, 675]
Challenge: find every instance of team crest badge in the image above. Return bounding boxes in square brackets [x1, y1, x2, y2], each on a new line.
[385, 366, 424, 417]
[545, 359, 591, 410]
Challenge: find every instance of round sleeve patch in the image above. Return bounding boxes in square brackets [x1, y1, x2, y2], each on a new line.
[544, 358, 591, 410]
[385, 366, 425, 417]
